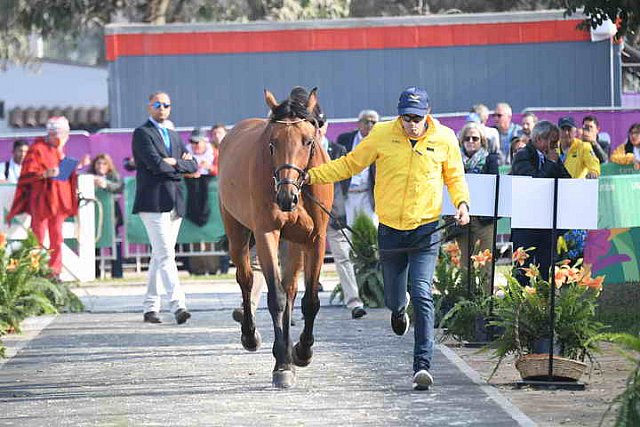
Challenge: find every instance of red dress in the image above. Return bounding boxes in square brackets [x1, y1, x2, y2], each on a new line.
[8, 138, 78, 275]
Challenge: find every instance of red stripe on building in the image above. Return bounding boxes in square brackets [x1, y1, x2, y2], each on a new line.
[105, 20, 588, 61]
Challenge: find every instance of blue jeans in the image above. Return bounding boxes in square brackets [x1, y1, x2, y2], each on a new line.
[378, 221, 440, 373]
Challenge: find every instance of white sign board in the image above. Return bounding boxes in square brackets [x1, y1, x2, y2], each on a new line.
[441, 175, 598, 230]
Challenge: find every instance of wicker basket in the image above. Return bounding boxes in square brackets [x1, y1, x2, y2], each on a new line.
[515, 354, 587, 381]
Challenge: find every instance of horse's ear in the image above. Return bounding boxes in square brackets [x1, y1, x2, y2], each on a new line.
[264, 89, 278, 111]
[307, 87, 318, 114]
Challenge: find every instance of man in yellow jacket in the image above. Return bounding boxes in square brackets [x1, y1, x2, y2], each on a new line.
[557, 116, 600, 178]
[306, 87, 470, 390]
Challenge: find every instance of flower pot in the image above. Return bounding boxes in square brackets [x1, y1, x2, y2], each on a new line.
[532, 338, 561, 355]
[515, 354, 587, 382]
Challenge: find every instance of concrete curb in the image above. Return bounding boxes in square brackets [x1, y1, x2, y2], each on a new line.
[0, 315, 58, 370]
[438, 344, 538, 427]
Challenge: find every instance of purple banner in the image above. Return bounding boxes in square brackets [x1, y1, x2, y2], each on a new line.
[1, 109, 638, 172]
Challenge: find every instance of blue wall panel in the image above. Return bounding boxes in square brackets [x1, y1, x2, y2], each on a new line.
[109, 40, 613, 128]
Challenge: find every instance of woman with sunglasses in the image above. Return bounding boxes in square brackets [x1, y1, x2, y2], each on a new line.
[305, 87, 470, 391]
[454, 122, 500, 290]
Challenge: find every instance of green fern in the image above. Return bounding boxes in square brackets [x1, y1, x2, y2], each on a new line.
[349, 213, 384, 308]
[591, 333, 640, 426]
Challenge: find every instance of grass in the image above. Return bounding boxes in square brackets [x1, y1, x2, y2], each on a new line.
[596, 282, 640, 335]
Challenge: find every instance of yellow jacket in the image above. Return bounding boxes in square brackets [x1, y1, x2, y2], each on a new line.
[610, 141, 635, 165]
[559, 138, 600, 178]
[309, 116, 470, 230]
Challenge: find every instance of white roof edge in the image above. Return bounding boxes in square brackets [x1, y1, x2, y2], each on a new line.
[105, 10, 577, 35]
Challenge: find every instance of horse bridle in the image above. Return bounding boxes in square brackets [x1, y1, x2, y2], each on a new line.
[269, 118, 317, 196]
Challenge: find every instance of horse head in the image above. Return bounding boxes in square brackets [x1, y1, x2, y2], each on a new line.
[265, 88, 319, 212]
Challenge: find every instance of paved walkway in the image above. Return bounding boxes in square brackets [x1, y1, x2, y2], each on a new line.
[0, 279, 534, 426]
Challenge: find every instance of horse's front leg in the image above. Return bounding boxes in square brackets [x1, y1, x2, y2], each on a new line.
[293, 235, 326, 367]
[255, 231, 295, 388]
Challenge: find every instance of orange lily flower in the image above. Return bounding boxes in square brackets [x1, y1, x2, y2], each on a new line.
[554, 267, 568, 288]
[522, 264, 540, 279]
[512, 247, 530, 266]
[0, 232, 6, 249]
[524, 286, 536, 295]
[471, 249, 492, 269]
[7, 258, 19, 272]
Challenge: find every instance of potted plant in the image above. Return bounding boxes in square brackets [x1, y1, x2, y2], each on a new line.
[349, 213, 384, 308]
[433, 241, 465, 324]
[489, 247, 605, 381]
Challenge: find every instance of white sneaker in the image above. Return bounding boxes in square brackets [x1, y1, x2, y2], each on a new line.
[413, 370, 433, 390]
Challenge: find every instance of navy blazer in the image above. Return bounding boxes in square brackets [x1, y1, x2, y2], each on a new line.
[132, 120, 198, 216]
[511, 143, 571, 179]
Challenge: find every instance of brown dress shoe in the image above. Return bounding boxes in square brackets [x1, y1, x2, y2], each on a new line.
[175, 309, 191, 325]
[143, 311, 162, 323]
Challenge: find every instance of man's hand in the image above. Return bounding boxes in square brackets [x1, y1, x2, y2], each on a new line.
[455, 202, 470, 226]
[546, 147, 560, 162]
[586, 172, 599, 179]
[181, 152, 193, 161]
[163, 157, 177, 166]
[43, 167, 59, 178]
[94, 176, 107, 189]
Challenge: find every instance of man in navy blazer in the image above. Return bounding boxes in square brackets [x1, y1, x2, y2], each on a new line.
[511, 120, 570, 284]
[335, 109, 379, 226]
[132, 91, 198, 325]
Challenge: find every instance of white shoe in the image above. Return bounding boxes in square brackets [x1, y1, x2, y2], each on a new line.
[413, 370, 433, 390]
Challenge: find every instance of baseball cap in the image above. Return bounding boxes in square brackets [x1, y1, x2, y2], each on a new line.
[397, 87, 430, 116]
[465, 112, 481, 123]
[558, 116, 577, 129]
[46, 116, 70, 134]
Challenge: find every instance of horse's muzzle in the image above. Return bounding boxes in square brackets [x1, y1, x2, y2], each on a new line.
[276, 187, 299, 212]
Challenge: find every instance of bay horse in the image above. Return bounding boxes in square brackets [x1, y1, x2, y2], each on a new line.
[218, 89, 332, 388]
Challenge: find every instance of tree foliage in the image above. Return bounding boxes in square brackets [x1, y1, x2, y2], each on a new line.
[0, 0, 638, 68]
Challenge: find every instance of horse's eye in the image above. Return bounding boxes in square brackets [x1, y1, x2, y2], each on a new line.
[304, 138, 314, 147]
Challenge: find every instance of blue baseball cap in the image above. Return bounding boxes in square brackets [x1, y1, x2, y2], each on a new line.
[397, 87, 430, 116]
[558, 116, 577, 129]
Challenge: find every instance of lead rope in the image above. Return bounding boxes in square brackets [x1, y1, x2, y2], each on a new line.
[301, 186, 457, 255]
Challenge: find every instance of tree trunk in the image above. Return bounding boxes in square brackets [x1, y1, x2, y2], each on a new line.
[146, 0, 172, 24]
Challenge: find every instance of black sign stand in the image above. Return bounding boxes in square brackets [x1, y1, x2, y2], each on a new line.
[516, 178, 585, 390]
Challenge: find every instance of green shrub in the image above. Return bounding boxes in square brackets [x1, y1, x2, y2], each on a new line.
[349, 214, 384, 308]
[0, 231, 84, 357]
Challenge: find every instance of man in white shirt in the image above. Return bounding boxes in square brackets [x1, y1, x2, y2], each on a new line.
[336, 109, 379, 226]
[0, 140, 29, 183]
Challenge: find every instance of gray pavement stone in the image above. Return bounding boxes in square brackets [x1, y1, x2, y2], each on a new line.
[0, 301, 529, 426]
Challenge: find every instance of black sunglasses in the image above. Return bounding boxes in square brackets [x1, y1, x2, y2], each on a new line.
[152, 101, 171, 109]
[463, 136, 480, 142]
[401, 115, 424, 123]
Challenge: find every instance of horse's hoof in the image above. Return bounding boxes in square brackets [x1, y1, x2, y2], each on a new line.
[272, 369, 296, 389]
[241, 330, 262, 352]
[232, 307, 243, 323]
[292, 342, 313, 367]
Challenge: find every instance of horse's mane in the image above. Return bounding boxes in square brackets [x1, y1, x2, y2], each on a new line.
[270, 97, 317, 124]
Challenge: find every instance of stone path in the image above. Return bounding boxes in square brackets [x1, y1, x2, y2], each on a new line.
[0, 283, 534, 426]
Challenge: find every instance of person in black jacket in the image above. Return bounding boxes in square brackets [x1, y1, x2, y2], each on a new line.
[455, 122, 501, 292]
[132, 91, 198, 325]
[511, 120, 570, 283]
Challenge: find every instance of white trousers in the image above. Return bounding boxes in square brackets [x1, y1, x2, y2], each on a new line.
[327, 227, 363, 309]
[345, 191, 378, 227]
[139, 211, 186, 313]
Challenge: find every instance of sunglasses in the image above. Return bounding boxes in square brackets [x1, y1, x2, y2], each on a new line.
[401, 115, 424, 123]
[463, 136, 480, 142]
[493, 113, 503, 118]
[152, 101, 171, 109]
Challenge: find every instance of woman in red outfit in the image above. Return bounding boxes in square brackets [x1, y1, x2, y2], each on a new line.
[8, 116, 78, 278]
